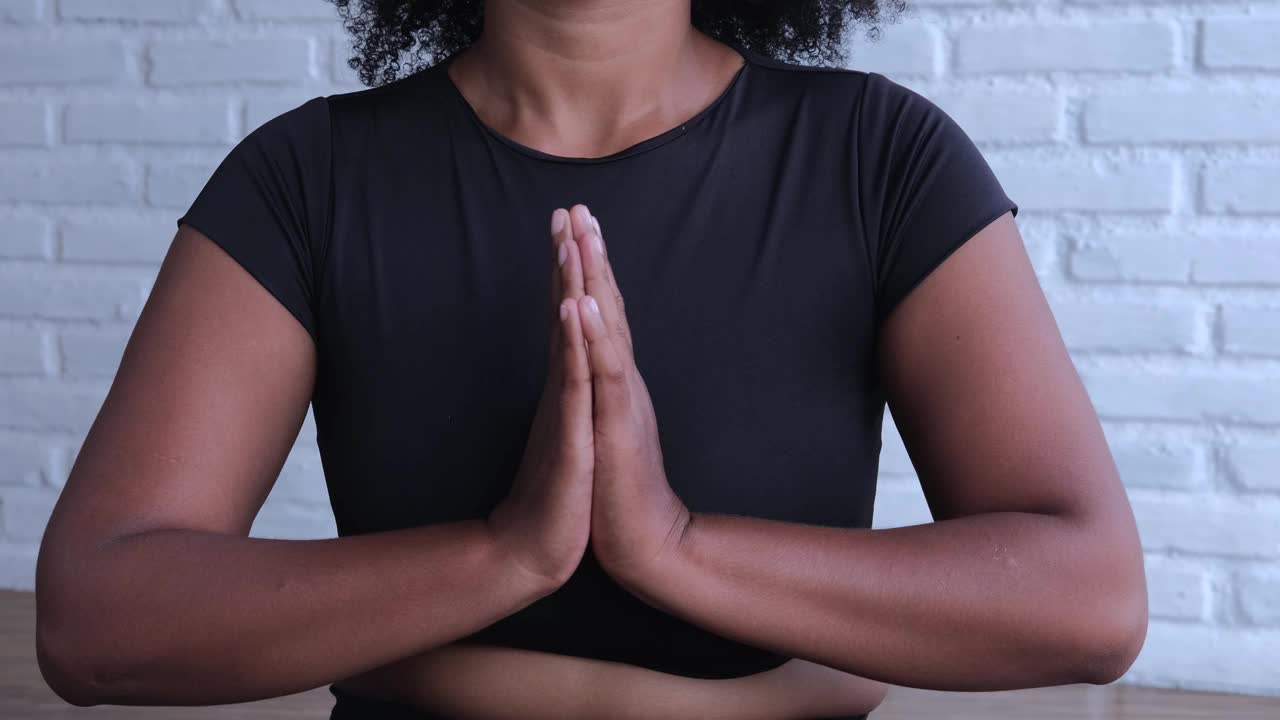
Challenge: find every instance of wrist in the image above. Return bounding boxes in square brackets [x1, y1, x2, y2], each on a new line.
[481, 517, 569, 600]
[607, 510, 700, 603]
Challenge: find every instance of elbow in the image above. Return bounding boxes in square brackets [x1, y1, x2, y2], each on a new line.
[1072, 562, 1149, 686]
[36, 551, 131, 706]
[35, 553, 98, 706]
[36, 613, 107, 707]
[37, 605, 148, 707]
[1081, 619, 1147, 686]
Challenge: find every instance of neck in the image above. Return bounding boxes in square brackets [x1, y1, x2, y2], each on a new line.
[448, 0, 741, 157]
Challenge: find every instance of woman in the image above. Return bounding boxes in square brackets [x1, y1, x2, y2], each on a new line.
[34, 1, 1149, 718]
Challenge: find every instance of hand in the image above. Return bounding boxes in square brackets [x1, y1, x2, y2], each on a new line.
[487, 208, 594, 592]
[567, 204, 693, 586]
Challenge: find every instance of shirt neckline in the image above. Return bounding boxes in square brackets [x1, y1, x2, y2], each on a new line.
[435, 37, 755, 165]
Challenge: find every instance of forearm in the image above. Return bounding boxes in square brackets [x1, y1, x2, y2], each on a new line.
[615, 510, 1143, 692]
[37, 519, 552, 706]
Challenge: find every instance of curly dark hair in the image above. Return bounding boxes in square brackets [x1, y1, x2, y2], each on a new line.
[329, 1, 909, 87]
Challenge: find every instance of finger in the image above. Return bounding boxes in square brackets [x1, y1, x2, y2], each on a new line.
[553, 220, 586, 375]
[558, 298, 592, 442]
[561, 216, 585, 301]
[550, 208, 568, 310]
[589, 214, 634, 355]
[554, 217, 587, 398]
[570, 205, 631, 359]
[578, 294, 630, 422]
[547, 208, 569, 366]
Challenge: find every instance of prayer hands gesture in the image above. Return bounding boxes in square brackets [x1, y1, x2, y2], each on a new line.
[487, 204, 692, 593]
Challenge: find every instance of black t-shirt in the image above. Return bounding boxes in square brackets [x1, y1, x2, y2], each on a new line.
[177, 36, 1016, 717]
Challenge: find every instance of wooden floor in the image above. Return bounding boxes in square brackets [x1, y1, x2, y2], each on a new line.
[4, 590, 1276, 719]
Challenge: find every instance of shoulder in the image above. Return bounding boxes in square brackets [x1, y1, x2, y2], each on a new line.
[241, 64, 445, 171]
[739, 48, 873, 105]
[737, 49, 944, 134]
[246, 94, 330, 153]
[324, 64, 445, 129]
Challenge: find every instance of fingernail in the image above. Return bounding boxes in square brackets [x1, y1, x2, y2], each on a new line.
[551, 209, 566, 235]
[591, 214, 601, 235]
[586, 295, 600, 317]
[592, 233, 604, 257]
[559, 302, 569, 322]
[557, 242, 567, 266]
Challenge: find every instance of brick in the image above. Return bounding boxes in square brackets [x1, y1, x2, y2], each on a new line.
[1017, 219, 1058, 278]
[0, 159, 137, 205]
[1221, 306, 1280, 357]
[1082, 371, 1280, 425]
[0, 263, 148, 320]
[1069, 235, 1280, 286]
[65, 99, 233, 144]
[330, 36, 363, 87]
[955, 21, 1174, 74]
[60, 215, 173, 265]
[146, 161, 219, 209]
[1102, 435, 1202, 491]
[59, 326, 132, 378]
[148, 37, 312, 85]
[1049, 299, 1201, 353]
[0, 215, 52, 260]
[244, 93, 316, 134]
[0, 325, 48, 376]
[0, 487, 57, 540]
[846, 24, 937, 77]
[0, 0, 41, 22]
[1202, 17, 1280, 70]
[234, 0, 335, 20]
[54, 442, 81, 490]
[0, 382, 109, 434]
[1203, 165, 1280, 215]
[1144, 557, 1208, 622]
[991, 161, 1173, 213]
[924, 90, 1059, 144]
[58, 0, 218, 22]
[0, 545, 38, 591]
[1070, 234, 1189, 284]
[1223, 441, 1280, 493]
[1190, 238, 1280, 285]
[1132, 494, 1280, 559]
[0, 39, 128, 84]
[0, 100, 47, 145]
[1086, 93, 1280, 144]
[1126, 623, 1280, 692]
[0, 433, 50, 487]
[1234, 569, 1280, 625]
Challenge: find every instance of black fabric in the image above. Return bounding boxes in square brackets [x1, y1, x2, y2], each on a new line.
[178, 36, 1015, 718]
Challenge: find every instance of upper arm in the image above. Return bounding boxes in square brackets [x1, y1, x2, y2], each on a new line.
[875, 213, 1148, 679]
[876, 212, 1131, 530]
[859, 74, 1146, 673]
[38, 96, 332, 589]
[855, 71, 1133, 531]
[39, 224, 316, 563]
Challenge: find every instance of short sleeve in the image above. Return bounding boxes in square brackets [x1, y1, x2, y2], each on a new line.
[176, 96, 332, 344]
[856, 72, 1018, 328]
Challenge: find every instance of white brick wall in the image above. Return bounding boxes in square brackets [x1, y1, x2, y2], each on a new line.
[1, 0, 1277, 700]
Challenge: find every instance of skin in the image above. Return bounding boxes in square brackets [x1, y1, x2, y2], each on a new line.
[34, 0, 1148, 716]
[581, 204, 1150, 690]
[338, 207, 892, 719]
